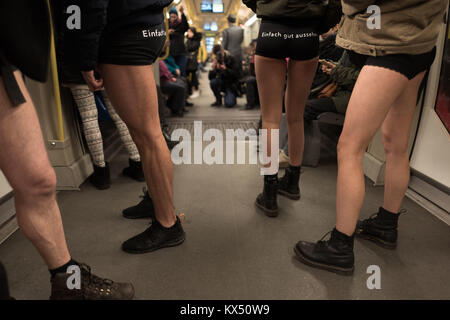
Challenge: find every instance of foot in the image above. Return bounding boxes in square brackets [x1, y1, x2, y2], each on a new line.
[171, 110, 184, 117]
[294, 228, 354, 276]
[122, 159, 145, 182]
[355, 207, 402, 249]
[122, 216, 185, 254]
[278, 165, 301, 200]
[122, 188, 155, 220]
[50, 263, 134, 300]
[189, 91, 200, 99]
[89, 163, 110, 190]
[243, 104, 255, 110]
[255, 175, 278, 217]
[185, 101, 193, 107]
[211, 100, 222, 107]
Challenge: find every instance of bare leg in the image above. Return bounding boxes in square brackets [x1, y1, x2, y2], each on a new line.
[0, 71, 70, 269]
[99, 64, 176, 227]
[285, 58, 318, 166]
[255, 55, 287, 166]
[381, 73, 425, 213]
[335, 67, 424, 236]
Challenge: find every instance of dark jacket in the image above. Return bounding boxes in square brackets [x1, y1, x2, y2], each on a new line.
[209, 51, 241, 91]
[242, 0, 327, 21]
[337, 0, 448, 56]
[186, 31, 202, 71]
[0, 0, 50, 82]
[169, 14, 189, 56]
[66, 0, 172, 71]
[329, 51, 360, 114]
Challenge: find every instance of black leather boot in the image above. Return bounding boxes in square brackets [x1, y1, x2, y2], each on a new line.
[89, 163, 110, 190]
[278, 165, 301, 200]
[255, 174, 279, 217]
[294, 228, 355, 275]
[122, 159, 145, 182]
[356, 207, 403, 249]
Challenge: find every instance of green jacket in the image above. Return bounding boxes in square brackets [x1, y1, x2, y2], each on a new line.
[242, 0, 327, 20]
[330, 51, 360, 114]
[336, 0, 449, 56]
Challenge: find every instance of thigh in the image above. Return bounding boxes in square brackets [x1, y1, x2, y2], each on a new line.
[285, 58, 318, 121]
[99, 64, 160, 133]
[381, 71, 426, 152]
[255, 55, 287, 124]
[0, 71, 53, 190]
[338, 66, 411, 151]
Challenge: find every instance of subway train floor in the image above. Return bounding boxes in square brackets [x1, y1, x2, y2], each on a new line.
[1, 72, 450, 300]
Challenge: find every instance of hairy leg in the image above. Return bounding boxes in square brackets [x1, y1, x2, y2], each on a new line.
[0, 71, 70, 268]
[99, 64, 176, 227]
[285, 58, 318, 166]
[336, 66, 409, 236]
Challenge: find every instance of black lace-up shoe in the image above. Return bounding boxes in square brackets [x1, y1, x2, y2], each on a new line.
[294, 228, 355, 275]
[50, 263, 134, 300]
[356, 207, 404, 249]
[122, 188, 155, 220]
[122, 159, 145, 182]
[122, 216, 185, 254]
[255, 174, 278, 217]
[278, 166, 301, 200]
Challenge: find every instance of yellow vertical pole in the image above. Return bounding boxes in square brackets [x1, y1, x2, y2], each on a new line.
[46, 0, 65, 142]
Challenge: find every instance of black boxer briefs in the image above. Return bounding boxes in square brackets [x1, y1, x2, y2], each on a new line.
[255, 19, 320, 61]
[348, 47, 437, 80]
[99, 22, 167, 66]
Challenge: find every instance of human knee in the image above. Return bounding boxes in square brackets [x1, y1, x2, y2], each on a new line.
[382, 132, 408, 157]
[337, 135, 365, 162]
[129, 126, 161, 150]
[15, 166, 57, 198]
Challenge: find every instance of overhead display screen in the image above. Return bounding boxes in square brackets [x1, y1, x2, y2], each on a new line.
[201, 1, 212, 13]
[212, 0, 224, 13]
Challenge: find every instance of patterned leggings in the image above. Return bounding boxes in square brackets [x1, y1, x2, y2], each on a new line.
[69, 85, 140, 167]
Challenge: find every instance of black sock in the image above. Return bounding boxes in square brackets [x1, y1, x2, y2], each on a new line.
[288, 164, 301, 174]
[49, 259, 79, 278]
[264, 173, 278, 183]
[378, 207, 399, 225]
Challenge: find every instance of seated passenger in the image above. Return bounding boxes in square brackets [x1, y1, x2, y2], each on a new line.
[159, 60, 188, 117]
[209, 44, 241, 108]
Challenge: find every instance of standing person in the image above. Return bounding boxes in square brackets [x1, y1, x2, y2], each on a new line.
[74, 0, 185, 254]
[242, 0, 328, 217]
[222, 14, 244, 67]
[295, 0, 448, 275]
[168, 6, 190, 77]
[56, 2, 144, 189]
[186, 27, 202, 99]
[0, 0, 134, 299]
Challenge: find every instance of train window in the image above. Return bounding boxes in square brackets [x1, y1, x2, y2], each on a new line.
[435, 22, 450, 133]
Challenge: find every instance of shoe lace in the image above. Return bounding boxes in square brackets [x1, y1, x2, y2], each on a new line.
[79, 263, 113, 287]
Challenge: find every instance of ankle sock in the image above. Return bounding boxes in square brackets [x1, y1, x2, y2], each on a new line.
[49, 259, 79, 278]
[264, 173, 278, 183]
[378, 207, 399, 225]
[288, 164, 301, 174]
